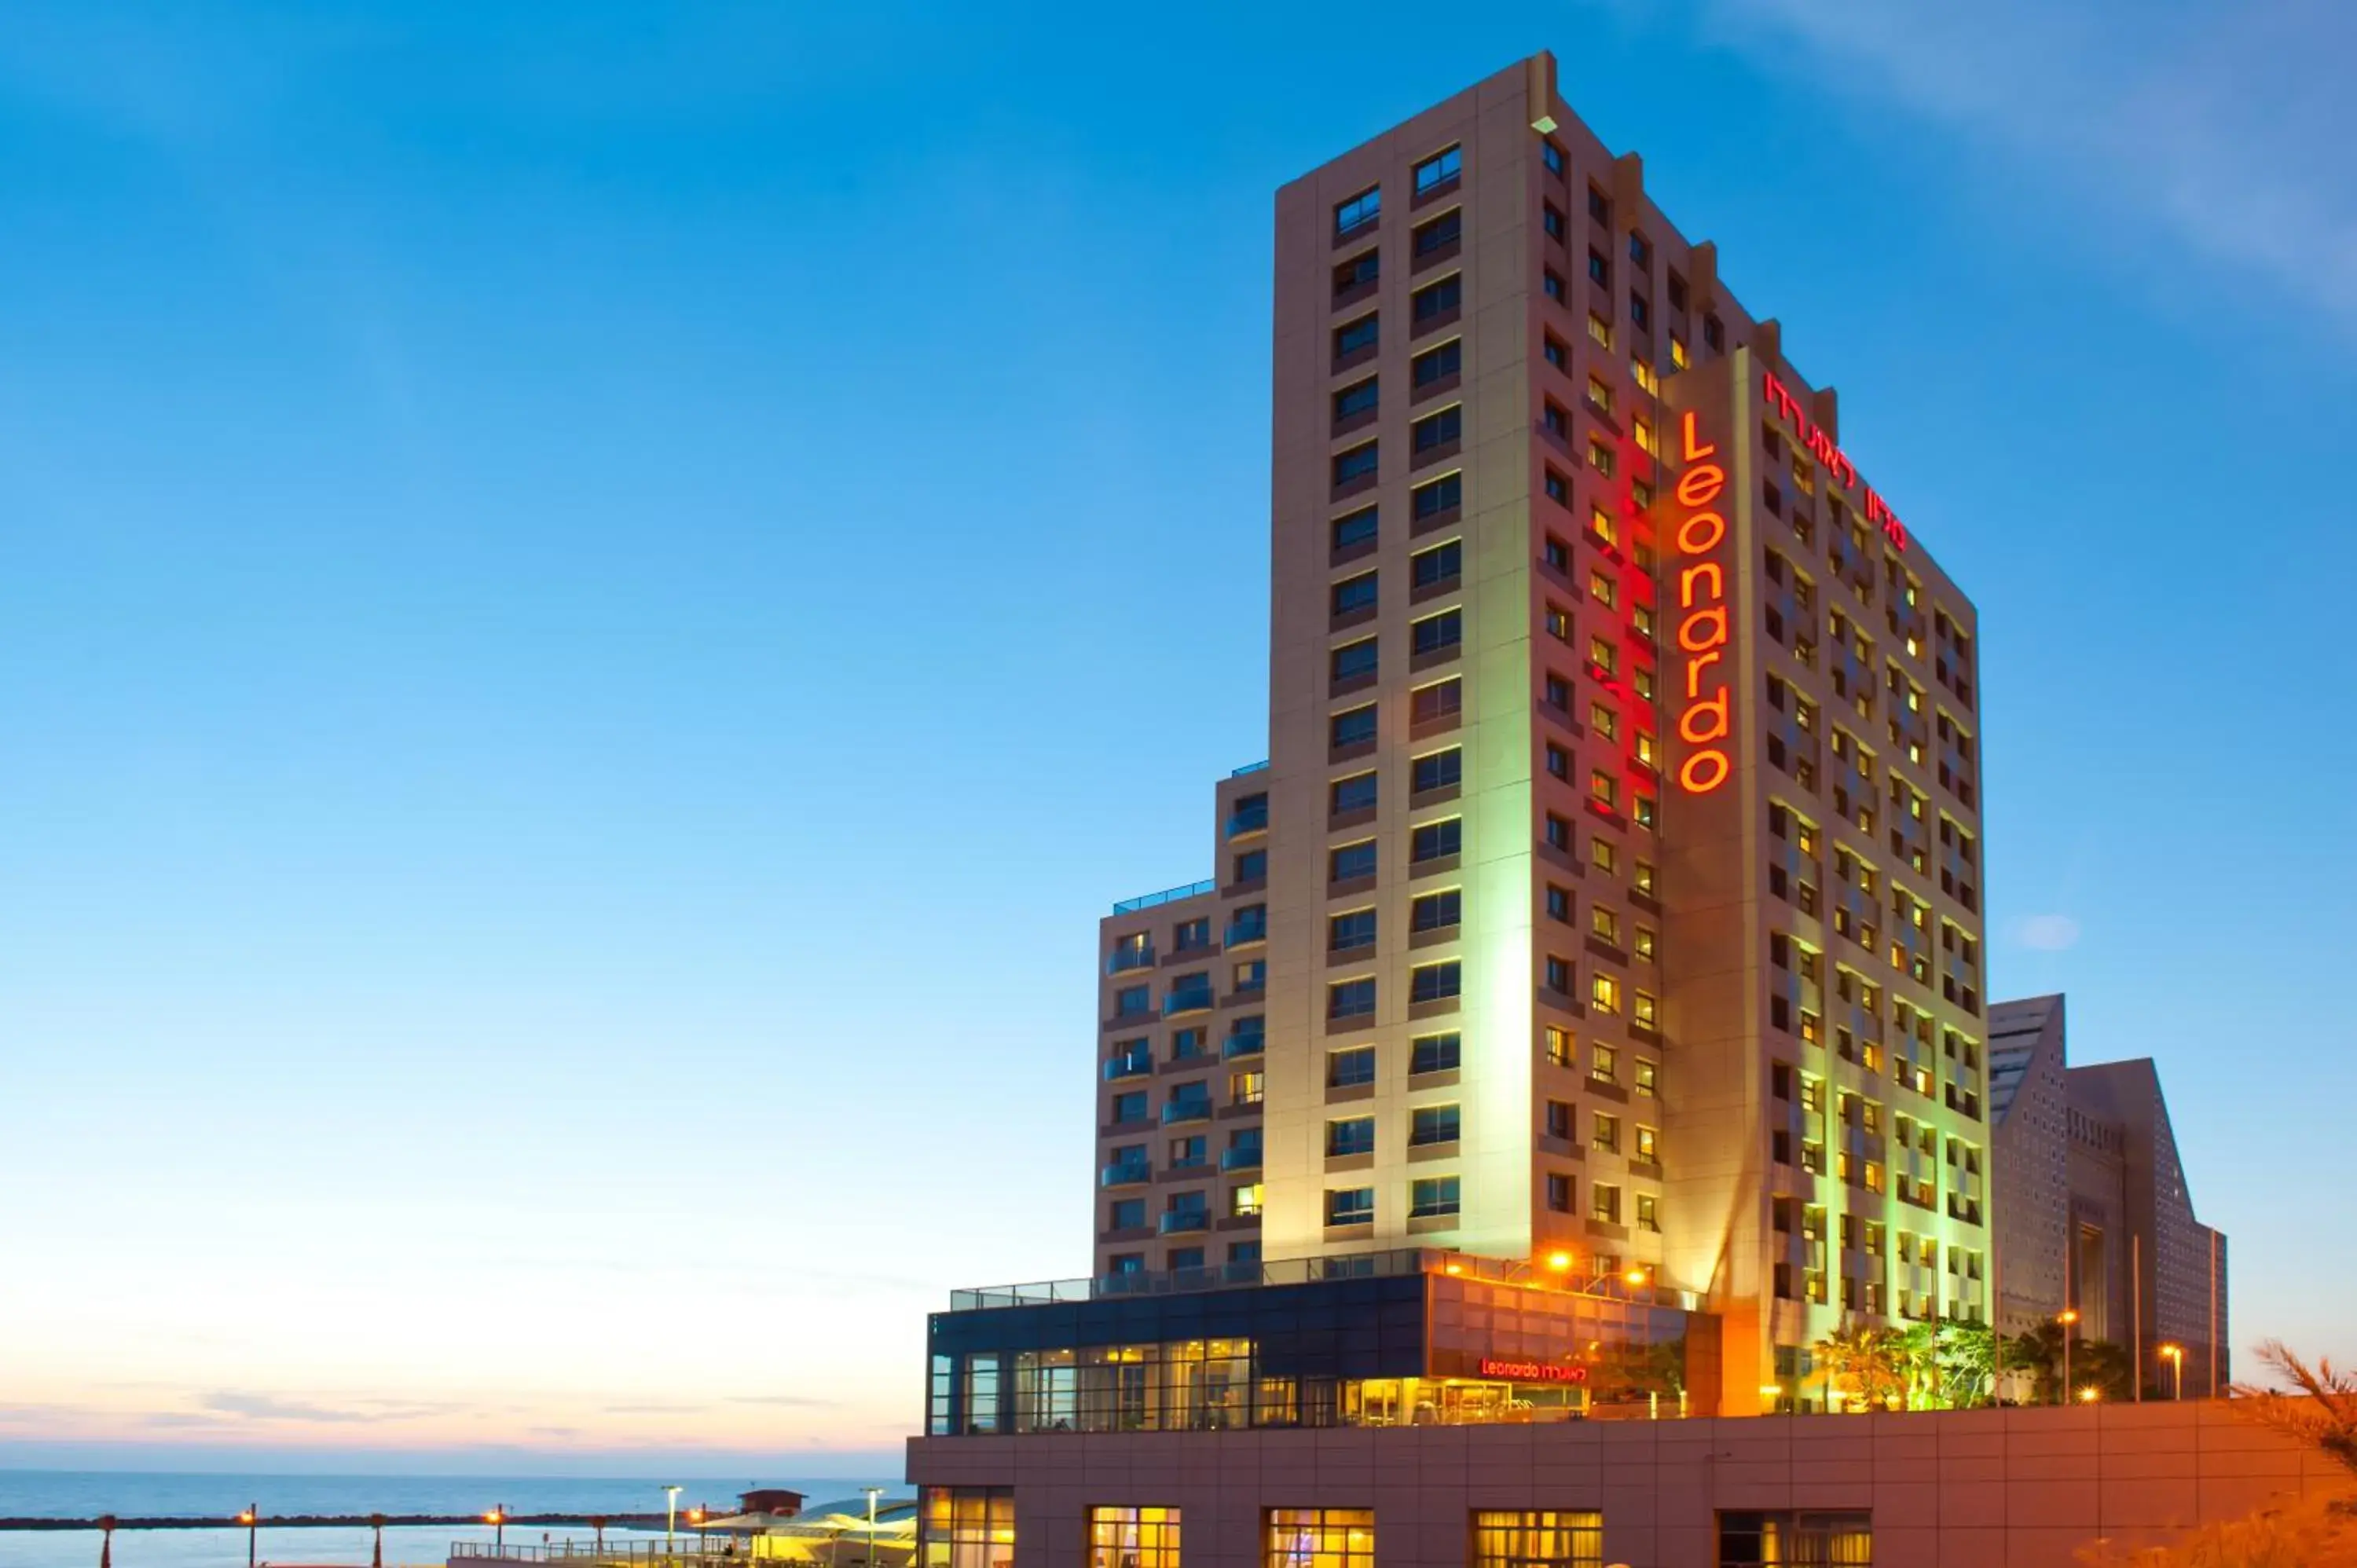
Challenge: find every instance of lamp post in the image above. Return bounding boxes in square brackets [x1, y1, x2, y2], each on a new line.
[863, 1487, 885, 1568]
[2160, 1343, 2184, 1401]
[487, 1507, 508, 1555]
[372, 1513, 387, 1568]
[240, 1505, 258, 1568]
[689, 1508, 706, 1557]
[591, 1518, 608, 1562]
[98, 1515, 115, 1568]
[2057, 1310, 2079, 1406]
[664, 1487, 684, 1559]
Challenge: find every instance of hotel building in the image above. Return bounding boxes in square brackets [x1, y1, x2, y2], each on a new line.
[902, 53, 2283, 1568]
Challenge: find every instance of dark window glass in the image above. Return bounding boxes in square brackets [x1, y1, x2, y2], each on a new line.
[1328, 978, 1376, 1020]
[1541, 139, 1564, 174]
[1411, 609, 1461, 655]
[1543, 334, 1567, 368]
[1629, 293, 1649, 328]
[1543, 204, 1565, 240]
[1410, 1033, 1461, 1074]
[1411, 406, 1461, 451]
[1410, 819, 1461, 862]
[1329, 705, 1377, 747]
[1329, 910, 1377, 952]
[1333, 376, 1379, 420]
[1329, 841, 1377, 881]
[1412, 748, 1462, 793]
[1412, 472, 1461, 518]
[1410, 889, 1461, 931]
[1332, 571, 1378, 614]
[1413, 209, 1461, 255]
[1330, 771, 1378, 813]
[1412, 339, 1461, 386]
[1327, 1116, 1376, 1156]
[1587, 247, 1609, 285]
[1335, 186, 1380, 235]
[1409, 679, 1461, 724]
[1413, 145, 1461, 193]
[1332, 249, 1378, 295]
[1411, 540, 1461, 587]
[1329, 1046, 1376, 1086]
[1410, 962, 1461, 1002]
[1543, 269, 1565, 302]
[1331, 505, 1378, 551]
[1335, 313, 1379, 357]
[1332, 441, 1378, 485]
[1331, 638, 1379, 683]
[1412, 275, 1461, 321]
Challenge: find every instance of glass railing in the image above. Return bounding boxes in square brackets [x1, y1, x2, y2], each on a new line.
[1112, 878, 1216, 915]
[1225, 810, 1270, 837]
[1162, 988, 1215, 1017]
[1099, 1163, 1151, 1188]
[1231, 760, 1270, 776]
[1160, 1098, 1212, 1125]
[1102, 1056, 1152, 1080]
[1223, 1032, 1265, 1060]
[1106, 946, 1156, 974]
[1219, 1145, 1263, 1172]
[1224, 919, 1267, 946]
[948, 1247, 1704, 1312]
[1157, 1209, 1211, 1235]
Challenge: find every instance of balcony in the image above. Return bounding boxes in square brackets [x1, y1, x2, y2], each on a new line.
[1226, 806, 1270, 837]
[1099, 1162, 1151, 1188]
[1224, 1029, 1266, 1061]
[1102, 1054, 1152, 1081]
[1163, 984, 1215, 1017]
[1220, 1145, 1264, 1173]
[1157, 1208, 1211, 1235]
[1106, 945, 1156, 975]
[1231, 759, 1270, 777]
[1112, 877, 1215, 916]
[1224, 915, 1268, 947]
[1161, 1097, 1213, 1126]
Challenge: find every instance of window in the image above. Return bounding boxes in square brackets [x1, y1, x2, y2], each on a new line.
[1411, 608, 1462, 656]
[1329, 1045, 1376, 1087]
[1635, 1124, 1658, 1163]
[1408, 1175, 1460, 1218]
[1412, 746, 1461, 793]
[1628, 291, 1648, 329]
[1545, 1025, 1574, 1067]
[1409, 961, 1461, 1003]
[1636, 1193, 1659, 1232]
[1410, 538, 1461, 587]
[1334, 186, 1380, 236]
[1413, 208, 1461, 257]
[1543, 332, 1567, 369]
[1545, 954, 1573, 993]
[1585, 185, 1611, 224]
[1330, 771, 1378, 814]
[1109, 1197, 1146, 1231]
[1412, 275, 1461, 321]
[1409, 679, 1462, 726]
[1330, 637, 1378, 684]
[1329, 841, 1376, 881]
[1228, 1185, 1261, 1218]
[1586, 247, 1608, 286]
[1412, 339, 1461, 387]
[1329, 705, 1376, 748]
[1409, 1103, 1460, 1146]
[1412, 472, 1461, 519]
[1586, 313, 1612, 349]
[1411, 405, 1461, 451]
[1410, 818, 1461, 863]
[1545, 468, 1571, 505]
[1111, 1090, 1148, 1123]
[1327, 976, 1376, 1020]
[1543, 269, 1565, 302]
[1544, 811, 1571, 850]
[1631, 355, 1657, 395]
[1332, 441, 1377, 487]
[1409, 888, 1461, 932]
[1634, 1058, 1658, 1096]
[1332, 376, 1378, 422]
[1329, 909, 1376, 953]
[1666, 271, 1687, 311]
[1331, 505, 1378, 552]
[1327, 1116, 1375, 1156]
[1589, 904, 1619, 944]
[1115, 984, 1151, 1017]
[1269, 1510, 1374, 1568]
[1332, 249, 1379, 299]
[1546, 1099, 1573, 1139]
[1545, 1172, 1574, 1212]
[1545, 883, 1571, 921]
[1592, 973, 1622, 1015]
[1717, 1514, 1872, 1568]
[1541, 138, 1565, 174]
[1545, 742, 1570, 780]
[1409, 1032, 1461, 1074]
[925, 1489, 1015, 1568]
[1543, 203, 1566, 240]
[1591, 1182, 1622, 1224]
[1592, 1112, 1619, 1153]
[1230, 1069, 1264, 1105]
[1323, 1190, 1375, 1227]
[1472, 1511, 1602, 1568]
[1588, 567, 1616, 607]
[1413, 145, 1461, 194]
[1334, 313, 1378, 358]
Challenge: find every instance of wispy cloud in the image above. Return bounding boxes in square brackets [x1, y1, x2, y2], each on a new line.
[725, 1394, 838, 1409]
[1699, 0, 2357, 329]
[2010, 914, 2083, 952]
[201, 1390, 460, 1424]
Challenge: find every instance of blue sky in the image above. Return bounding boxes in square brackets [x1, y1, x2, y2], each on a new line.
[2, 0, 2351, 1466]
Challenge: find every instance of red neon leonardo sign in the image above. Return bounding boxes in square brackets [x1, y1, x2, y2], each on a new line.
[1478, 1357, 1589, 1383]
[1671, 409, 1732, 796]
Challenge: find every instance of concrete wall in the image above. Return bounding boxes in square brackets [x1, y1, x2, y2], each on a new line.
[909, 1401, 2348, 1568]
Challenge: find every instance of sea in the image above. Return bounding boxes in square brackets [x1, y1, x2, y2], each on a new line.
[0, 1474, 904, 1568]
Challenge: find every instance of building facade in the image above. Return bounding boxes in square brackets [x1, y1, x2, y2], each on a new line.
[1991, 995, 2231, 1396]
[1091, 51, 1990, 1417]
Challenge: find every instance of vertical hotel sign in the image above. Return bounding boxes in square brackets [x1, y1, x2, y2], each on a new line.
[1673, 408, 1732, 794]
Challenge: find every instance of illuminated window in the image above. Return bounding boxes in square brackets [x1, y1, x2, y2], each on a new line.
[1589, 770, 1618, 810]
[1633, 991, 1659, 1028]
[1590, 973, 1622, 1013]
[1591, 1183, 1622, 1224]
[1090, 1507, 1178, 1568]
[1545, 1025, 1575, 1067]
[1633, 926, 1656, 961]
[1230, 1070, 1264, 1105]
[1588, 568, 1616, 607]
[1590, 837, 1617, 874]
[1586, 313, 1612, 350]
[1717, 1514, 1871, 1568]
[1588, 636, 1617, 675]
[1590, 702, 1618, 741]
[1592, 1042, 1619, 1083]
[1635, 1125, 1658, 1163]
[1587, 438, 1615, 477]
[1633, 416, 1656, 457]
[922, 1489, 1014, 1568]
[1668, 334, 1689, 369]
[1634, 860, 1657, 896]
[1472, 1511, 1602, 1568]
[1586, 375, 1613, 412]
[1590, 904, 1621, 944]
[1636, 1193, 1659, 1232]
[1545, 602, 1574, 642]
[1635, 1060, 1658, 1097]
[1268, 1509, 1374, 1568]
[1631, 357, 1658, 396]
[1592, 1112, 1620, 1153]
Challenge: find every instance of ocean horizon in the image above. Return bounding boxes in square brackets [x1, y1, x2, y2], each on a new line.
[0, 1471, 906, 1568]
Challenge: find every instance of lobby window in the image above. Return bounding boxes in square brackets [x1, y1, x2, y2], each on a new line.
[1329, 1045, 1376, 1088]
[1327, 1116, 1376, 1157]
[1328, 976, 1376, 1020]
[1413, 145, 1462, 195]
[1334, 185, 1380, 236]
[1413, 471, 1462, 520]
[1408, 1174, 1461, 1222]
[1410, 960, 1461, 1003]
[1410, 1031, 1461, 1074]
[1472, 1511, 1603, 1568]
[1410, 888, 1461, 932]
[1332, 570, 1378, 617]
[1329, 841, 1376, 882]
[1409, 1103, 1461, 1146]
[1413, 746, 1462, 793]
[1411, 818, 1461, 862]
[1717, 1513, 1871, 1568]
[1331, 771, 1378, 814]
[1329, 705, 1376, 749]
[1269, 1510, 1374, 1568]
[1329, 908, 1377, 954]
[1324, 1190, 1375, 1228]
[922, 1488, 1014, 1568]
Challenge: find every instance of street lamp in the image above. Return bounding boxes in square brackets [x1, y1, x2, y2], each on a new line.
[1545, 1251, 1574, 1275]
[664, 1486, 684, 1557]
[98, 1515, 115, 1568]
[863, 1487, 885, 1568]
[372, 1513, 387, 1568]
[2160, 1343, 2185, 1401]
[487, 1507, 507, 1554]
[2057, 1310, 2080, 1406]
[1758, 1382, 1784, 1416]
[240, 1505, 259, 1568]
[2077, 1385, 2102, 1404]
[689, 1508, 706, 1556]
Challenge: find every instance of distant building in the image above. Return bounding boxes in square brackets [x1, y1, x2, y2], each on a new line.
[738, 1489, 806, 1519]
[1990, 994, 2229, 1394]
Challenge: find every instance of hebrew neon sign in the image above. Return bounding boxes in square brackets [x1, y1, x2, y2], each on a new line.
[1761, 369, 1908, 551]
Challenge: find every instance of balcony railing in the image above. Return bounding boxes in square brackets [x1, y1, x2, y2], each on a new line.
[1219, 1145, 1263, 1172]
[1162, 987, 1215, 1017]
[1231, 760, 1270, 776]
[1107, 946, 1156, 974]
[1102, 1056, 1151, 1081]
[1112, 878, 1215, 916]
[1224, 918, 1268, 947]
[948, 1246, 1703, 1312]
[1157, 1209, 1211, 1235]
[1160, 1098, 1212, 1125]
[1223, 1031, 1265, 1060]
[1100, 1163, 1151, 1188]
[1226, 809, 1270, 837]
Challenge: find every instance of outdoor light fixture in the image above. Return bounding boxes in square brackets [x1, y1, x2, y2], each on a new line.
[1545, 1251, 1573, 1273]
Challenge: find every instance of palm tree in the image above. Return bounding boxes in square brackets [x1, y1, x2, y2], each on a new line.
[2234, 1339, 2357, 1478]
[1814, 1320, 1906, 1412]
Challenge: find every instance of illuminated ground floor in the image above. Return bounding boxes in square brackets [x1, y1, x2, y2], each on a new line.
[907, 1400, 2344, 1568]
